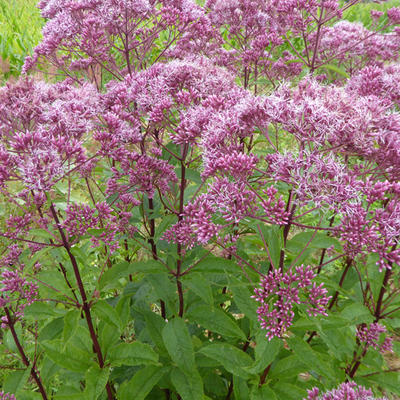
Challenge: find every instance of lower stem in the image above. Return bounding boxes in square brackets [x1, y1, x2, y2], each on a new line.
[4, 308, 48, 400]
[49, 204, 114, 400]
[177, 278, 184, 317]
[259, 364, 272, 386]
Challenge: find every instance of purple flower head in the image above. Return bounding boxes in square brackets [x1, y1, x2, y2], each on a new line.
[63, 202, 120, 252]
[305, 382, 387, 400]
[356, 323, 393, 353]
[252, 265, 330, 340]
[0, 392, 16, 400]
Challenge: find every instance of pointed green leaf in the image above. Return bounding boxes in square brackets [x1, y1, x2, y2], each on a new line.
[247, 335, 282, 374]
[183, 273, 213, 305]
[109, 342, 159, 366]
[117, 366, 167, 400]
[187, 305, 246, 340]
[99, 260, 166, 290]
[198, 343, 254, 380]
[2, 369, 30, 394]
[171, 368, 204, 400]
[250, 385, 277, 400]
[92, 300, 122, 332]
[162, 317, 196, 373]
[84, 365, 110, 399]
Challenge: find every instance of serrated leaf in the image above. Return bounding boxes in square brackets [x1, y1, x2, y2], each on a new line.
[247, 335, 282, 374]
[171, 368, 204, 400]
[182, 272, 213, 305]
[192, 256, 237, 274]
[117, 366, 167, 400]
[272, 382, 307, 400]
[41, 340, 94, 373]
[99, 260, 167, 290]
[84, 365, 110, 399]
[2, 369, 30, 394]
[109, 342, 159, 366]
[287, 336, 336, 381]
[250, 385, 277, 400]
[92, 300, 122, 332]
[233, 376, 250, 400]
[229, 276, 257, 322]
[63, 309, 80, 347]
[255, 224, 283, 268]
[29, 228, 55, 240]
[340, 302, 374, 325]
[162, 317, 196, 373]
[39, 318, 64, 342]
[24, 302, 65, 320]
[198, 343, 254, 380]
[187, 305, 246, 340]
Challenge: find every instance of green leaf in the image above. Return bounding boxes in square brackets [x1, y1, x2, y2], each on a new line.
[39, 317, 64, 342]
[340, 302, 374, 325]
[362, 372, 400, 395]
[3, 369, 30, 394]
[182, 272, 213, 305]
[229, 276, 257, 322]
[171, 368, 204, 400]
[92, 300, 122, 332]
[268, 355, 307, 379]
[24, 302, 65, 320]
[117, 366, 167, 400]
[198, 343, 254, 380]
[115, 296, 131, 329]
[146, 272, 177, 310]
[250, 385, 277, 400]
[99, 323, 120, 356]
[187, 305, 247, 340]
[233, 376, 250, 400]
[321, 64, 350, 79]
[272, 382, 307, 400]
[63, 309, 80, 347]
[99, 260, 166, 290]
[193, 256, 237, 274]
[247, 335, 282, 374]
[29, 228, 55, 240]
[140, 310, 167, 352]
[41, 340, 94, 373]
[287, 232, 341, 252]
[84, 365, 110, 399]
[109, 342, 159, 366]
[162, 317, 196, 373]
[255, 224, 283, 268]
[287, 336, 336, 381]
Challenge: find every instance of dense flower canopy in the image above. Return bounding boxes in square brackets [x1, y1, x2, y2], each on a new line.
[1, 0, 400, 399]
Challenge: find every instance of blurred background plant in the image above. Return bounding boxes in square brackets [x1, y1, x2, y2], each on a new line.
[0, 0, 43, 81]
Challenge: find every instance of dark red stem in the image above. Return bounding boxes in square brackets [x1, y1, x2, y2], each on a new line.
[49, 204, 114, 400]
[4, 307, 48, 400]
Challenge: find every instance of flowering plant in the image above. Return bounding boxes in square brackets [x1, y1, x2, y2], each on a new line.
[1, 0, 400, 399]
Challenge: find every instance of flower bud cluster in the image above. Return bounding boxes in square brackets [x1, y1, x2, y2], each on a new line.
[252, 265, 330, 340]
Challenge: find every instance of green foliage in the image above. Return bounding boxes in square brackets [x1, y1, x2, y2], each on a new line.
[0, 0, 43, 80]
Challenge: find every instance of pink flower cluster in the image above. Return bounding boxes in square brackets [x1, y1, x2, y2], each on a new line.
[0, 78, 99, 193]
[356, 323, 393, 353]
[313, 20, 400, 74]
[305, 382, 387, 400]
[0, 245, 38, 324]
[252, 265, 330, 340]
[63, 202, 120, 252]
[0, 392, 16, 400]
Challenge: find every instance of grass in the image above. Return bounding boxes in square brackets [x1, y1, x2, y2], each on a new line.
[342, 0, 400, 28]
[0, 0, 43, 80]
